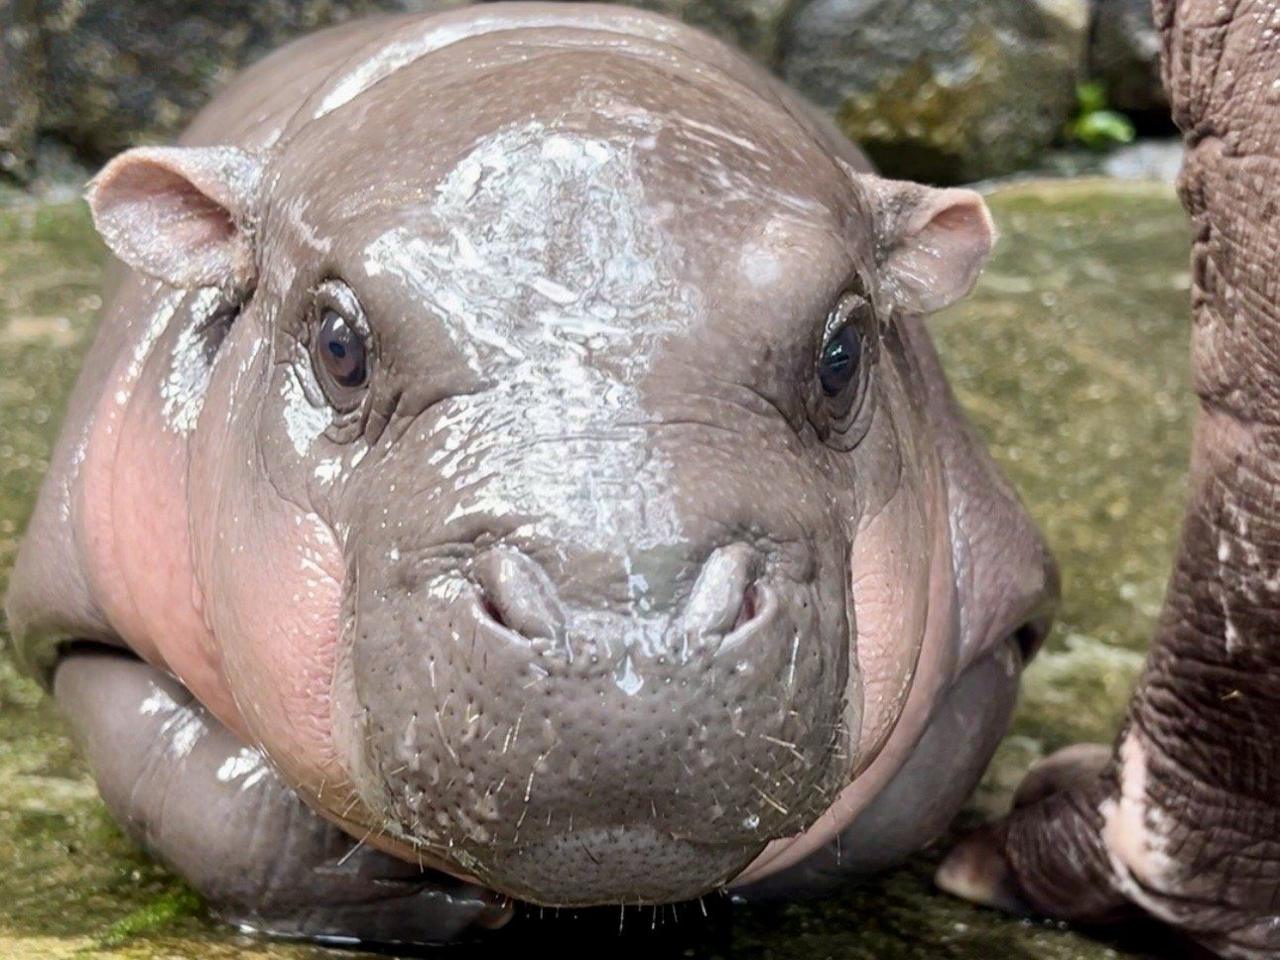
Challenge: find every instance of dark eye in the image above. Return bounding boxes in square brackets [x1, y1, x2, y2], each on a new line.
[318, 308, 367, 388]
[809, 287, 877, 450]
[819, 323, 862, 397]
[309, 278, 372, 409]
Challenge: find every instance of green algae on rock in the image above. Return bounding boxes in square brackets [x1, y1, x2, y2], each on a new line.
[784, 0, 1090, 183]
[0, 179, 1193, 959]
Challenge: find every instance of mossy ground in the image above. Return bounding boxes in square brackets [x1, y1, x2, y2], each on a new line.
[0, 180, 1198, 959]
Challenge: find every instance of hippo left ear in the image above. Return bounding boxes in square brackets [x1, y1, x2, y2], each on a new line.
[866, 178, 996, 315]
[87, 145, 263, 293]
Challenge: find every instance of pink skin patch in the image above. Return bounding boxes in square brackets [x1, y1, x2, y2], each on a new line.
[81, 303, 351, 806]
[204, 506, 348, 801]
[80, 301, 245, 738]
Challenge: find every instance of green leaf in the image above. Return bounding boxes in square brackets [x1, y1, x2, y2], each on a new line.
[1071, 110, 1137, 148]
[1076, 81, 1108, 115]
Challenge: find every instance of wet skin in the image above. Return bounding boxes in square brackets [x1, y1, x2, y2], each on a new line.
[4, 3, 1056, 942]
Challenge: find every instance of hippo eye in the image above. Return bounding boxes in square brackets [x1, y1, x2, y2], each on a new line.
[817, 291, 872, 405]
[810, 288, 876, 449]
[310, 279, 372, 408]
[819, 323, 861, 397]
[318, 309, 367, 388]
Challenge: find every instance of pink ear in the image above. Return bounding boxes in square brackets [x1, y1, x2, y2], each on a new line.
[87, 146, 262, 292]
[868, 178, 996, 315]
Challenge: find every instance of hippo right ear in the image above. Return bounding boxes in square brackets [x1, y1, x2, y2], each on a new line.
[863, 176, 996, 316]
[87, 146, 262, 293]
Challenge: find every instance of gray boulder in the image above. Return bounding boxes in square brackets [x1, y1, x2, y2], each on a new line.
[3, 0, 800, 180]
[4, 0, 1102, 186]
[36, 0, 469, 161]
[0, 0, 40, 179]
[1088, 0, 1167, 114]
[781, 0, 1091, 183]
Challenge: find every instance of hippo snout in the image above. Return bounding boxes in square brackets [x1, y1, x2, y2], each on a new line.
[344, 538, 856, 906]
[475, 543, 767, 656]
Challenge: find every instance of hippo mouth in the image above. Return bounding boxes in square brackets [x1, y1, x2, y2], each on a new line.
[480, 826, 764, 906]
[335, 543, 858, 906]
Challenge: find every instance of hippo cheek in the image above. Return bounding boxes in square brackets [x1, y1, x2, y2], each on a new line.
[733, 467, 955, 886]
[180, 321, 353, 803]
[79, 288, 242, 732]
[845, 481, 941, 764]
[193, 500, 349, 801]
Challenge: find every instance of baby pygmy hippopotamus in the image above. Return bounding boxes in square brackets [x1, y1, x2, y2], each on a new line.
[5, 2, 1056, 942]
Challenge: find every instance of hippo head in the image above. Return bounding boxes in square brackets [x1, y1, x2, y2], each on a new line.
[86, 43, 1008, 906]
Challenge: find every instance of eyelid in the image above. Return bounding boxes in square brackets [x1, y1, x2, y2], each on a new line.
[313, 278, 371, 337]
[309, 278, 374, 417]
[822, 289, 872, 347]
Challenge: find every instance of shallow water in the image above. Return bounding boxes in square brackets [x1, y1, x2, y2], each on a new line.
[0, 179, 1198, 959]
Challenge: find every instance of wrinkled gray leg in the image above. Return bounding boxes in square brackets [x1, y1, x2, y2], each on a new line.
[733, 641, 1020, 900]
[53, 647, 511, 945]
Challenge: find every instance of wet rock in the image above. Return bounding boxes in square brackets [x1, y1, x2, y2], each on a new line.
[935, 179, 1193, 750]
[0, 179, 1193, 958]
[7, 0, 1108, 185]
[1100, 138, 1183, 182]
[8, 0, 798, 178]
[782, 0, 1091, 183]
[36, 0, 470, 162]
[0, 0, 40, 179]
[1088, 0, 1168, 116]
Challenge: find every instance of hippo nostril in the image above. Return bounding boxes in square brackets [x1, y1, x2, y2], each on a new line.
[473, 548, 565, 642]
[685, 542, 765, 639]
[732, 581, 762, 633]
[1011, 619, 1049, 663]
[481, 594, 510, 631]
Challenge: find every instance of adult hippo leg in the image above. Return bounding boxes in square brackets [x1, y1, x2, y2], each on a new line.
[53, 648, 512, 944]
[938, 2, 1280, 956]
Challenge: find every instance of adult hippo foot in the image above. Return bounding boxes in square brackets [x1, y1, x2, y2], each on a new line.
[938, 714, 1280, 959]
[54, 648, 513, 944]
[939, 2, 1280, 957]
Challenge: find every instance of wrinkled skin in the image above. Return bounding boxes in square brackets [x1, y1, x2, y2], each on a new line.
[5, 3, 1056, 943]
[938, 2, 1280, 957]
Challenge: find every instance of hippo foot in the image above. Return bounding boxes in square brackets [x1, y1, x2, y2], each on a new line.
[53, 647, 513, 945]
[937, 739, 1280, 959]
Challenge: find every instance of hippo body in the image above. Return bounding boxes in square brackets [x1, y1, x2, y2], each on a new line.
[6, 3, 1056, 941]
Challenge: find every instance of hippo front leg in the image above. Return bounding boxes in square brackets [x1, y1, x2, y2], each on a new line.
[937, 1, 1280, 956]
[53, 648, 512, 945]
